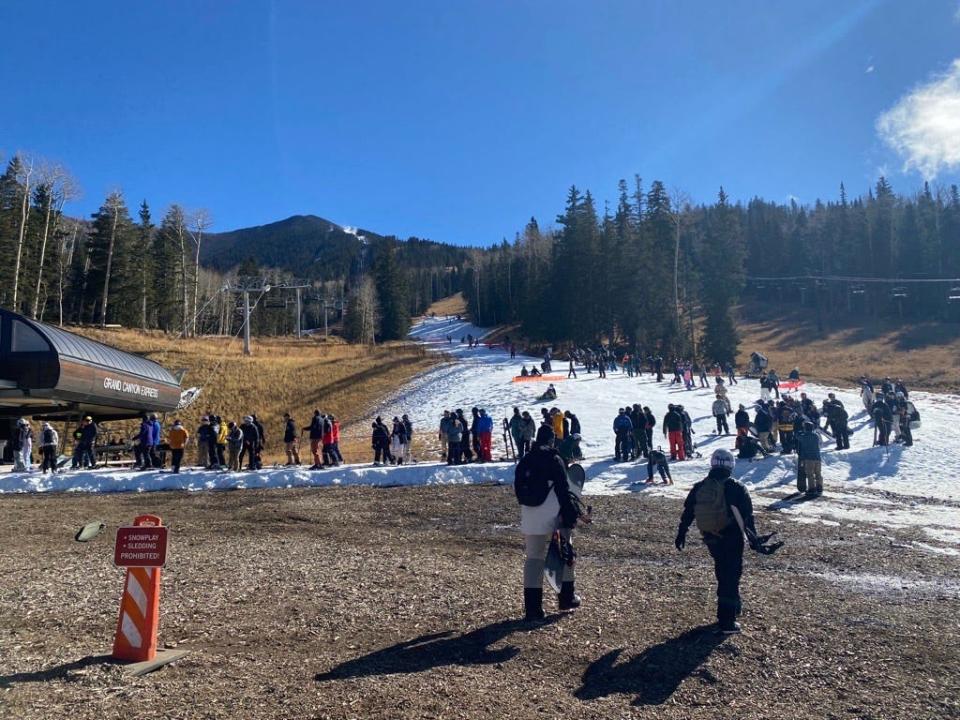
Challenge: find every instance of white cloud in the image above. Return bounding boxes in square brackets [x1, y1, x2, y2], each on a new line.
[865, 64, 875, 74]
[955, 2, 960, 22]
[876, 59, 960, 179]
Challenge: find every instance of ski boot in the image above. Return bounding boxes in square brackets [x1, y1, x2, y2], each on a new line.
[558, 581, 581, 610]
[523, 588, 545, 622]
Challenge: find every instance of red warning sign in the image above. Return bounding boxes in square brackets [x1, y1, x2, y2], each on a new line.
[114, 525, 168, 568]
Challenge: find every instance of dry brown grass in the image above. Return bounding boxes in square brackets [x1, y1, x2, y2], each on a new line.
[69, 328, 442, 462]
[735, 306, 960, 393]
[423, 291, 467, 318]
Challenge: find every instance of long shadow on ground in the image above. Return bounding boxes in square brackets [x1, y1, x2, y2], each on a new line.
[0, 655, 113, 687]
[575, 625, 723, 706]
[315, 616, 560, 681]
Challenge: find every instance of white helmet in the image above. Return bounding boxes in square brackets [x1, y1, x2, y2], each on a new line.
[710, 448, 736, 470]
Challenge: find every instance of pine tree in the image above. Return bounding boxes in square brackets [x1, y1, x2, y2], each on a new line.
[372, 236, 409, 340]
[138, 201, 155, 328]
[699, 188, 744, 365]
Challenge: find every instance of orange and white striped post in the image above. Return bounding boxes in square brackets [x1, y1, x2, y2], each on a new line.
[112, 514, 166, 663]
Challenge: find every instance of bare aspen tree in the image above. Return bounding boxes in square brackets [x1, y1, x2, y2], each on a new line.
[31, 165, 78, 319]
[669, 187, 691, 339]
[11, 153, 35, 310]
[99, 191, 124, 327]
[188, 209, 212, 336]
[57, 220, 81, 326]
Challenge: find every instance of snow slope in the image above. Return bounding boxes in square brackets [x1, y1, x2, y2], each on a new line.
[5, 314, 959, 554]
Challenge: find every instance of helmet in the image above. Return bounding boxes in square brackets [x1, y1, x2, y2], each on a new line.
[710, 448, 736, 470]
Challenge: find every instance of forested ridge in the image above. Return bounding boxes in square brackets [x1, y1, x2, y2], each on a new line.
[2, 150, 959, 358]
[463, 176, 960, 363]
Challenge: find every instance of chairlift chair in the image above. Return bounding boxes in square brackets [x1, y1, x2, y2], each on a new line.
[850, 283, 865, 296]
[948, 287, 960, 303]
[891, 286, 908, 299]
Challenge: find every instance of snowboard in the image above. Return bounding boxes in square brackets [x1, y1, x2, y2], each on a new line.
[544, 464, 587, 593]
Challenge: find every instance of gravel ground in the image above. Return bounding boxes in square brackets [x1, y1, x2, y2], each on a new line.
[1, 485, 958, 720]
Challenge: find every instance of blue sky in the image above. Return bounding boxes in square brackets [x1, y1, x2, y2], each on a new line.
[1, 0, 959, 246]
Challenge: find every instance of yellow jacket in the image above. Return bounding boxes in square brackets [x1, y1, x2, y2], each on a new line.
[551, 413, 564, 439]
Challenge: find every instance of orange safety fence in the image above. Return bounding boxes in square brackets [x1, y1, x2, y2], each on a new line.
[512, 375, 566, 383]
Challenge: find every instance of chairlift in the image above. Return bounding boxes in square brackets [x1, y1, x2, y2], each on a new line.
[850, 283, 865, 296]
[890, 286, 908, 300]
[948, 287, 960, 303]
[755, 281, 766, 291]
[264, 301, 288, 309]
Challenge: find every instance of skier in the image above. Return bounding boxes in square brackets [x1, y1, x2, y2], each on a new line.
[305, 410, 324, 469]
[759, 372, 772, 402]
[646, 446, 672, 484]
[167, 420, 189, 474]
[796, 422, 822, 496]
[515, 425, 585, 621]
[767, 369, 781, 399]
[239, 416, 260, 471]
[457, 409, 474, 463]
[859, 376, 875, 413]
[715, 377, 732, 413]
[250, 413, 265, 470]
[39, 421, 59, 474]
[643, 406, 656, 449]
[441, 411, 462, 465]
[518, 411, 536, 457]
[823, 394, 850, 450]
[663, 404, 686, 461]
[226, 421, 243, 471]
[734, 404, 751, 437]
[777, 403, 796, 455]
[13, 418, 33, 472]
[372, 417, 392, 465]
[630, 404, 648, 459]
[613, 409, 633, 462]
[872, 397, 892, 446]
[724, 362, 738, 385]
[674, 448, 780, 634]
[753, 402, 774, 452]
[679, 405, 695, 459]
[477, 409, 494, 462]
[567, 357, 577, 379]
[508, 408, 524, 457]
[654, 355, 663, 382]
[712, 397, 730, 435]
[390, 417, 408, 465]
[283, 413, 301, 466]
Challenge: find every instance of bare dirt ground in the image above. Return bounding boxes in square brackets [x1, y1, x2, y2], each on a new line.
[1, 485, 958, 720]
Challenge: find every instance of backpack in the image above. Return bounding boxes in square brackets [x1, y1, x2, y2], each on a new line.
[694, 476, 732, 535]
[514, 452, 554, 506]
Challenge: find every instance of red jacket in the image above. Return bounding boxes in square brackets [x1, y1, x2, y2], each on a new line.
[325, 421, 340, 444]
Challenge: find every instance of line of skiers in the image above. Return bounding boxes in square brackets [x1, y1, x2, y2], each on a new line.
[437, 408, 496, 465]
[859, 376, 917, 447]
[371, 415, 414, 465]
[504, 406, 583, 464]
[611, 403, 697, 464]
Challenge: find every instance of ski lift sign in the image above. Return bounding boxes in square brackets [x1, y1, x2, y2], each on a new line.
[114, 525, 169, 568]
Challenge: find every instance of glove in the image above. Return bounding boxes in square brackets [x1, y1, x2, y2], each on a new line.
[675, 531, 686, 551]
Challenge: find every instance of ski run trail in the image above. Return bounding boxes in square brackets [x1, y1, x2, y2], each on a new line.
[5, 315, 960, 558]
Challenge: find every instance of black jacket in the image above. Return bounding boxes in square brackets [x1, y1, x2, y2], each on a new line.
[678, 468, 757, 540]
[664, 409, 684, 432]
[284, 419, 297, 443]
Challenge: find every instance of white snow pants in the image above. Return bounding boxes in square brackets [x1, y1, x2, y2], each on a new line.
[523, 531, 575, 588]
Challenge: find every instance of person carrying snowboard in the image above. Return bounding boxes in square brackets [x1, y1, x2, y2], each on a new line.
[515, 425, 587, 621]
[674, 449, 781, 634]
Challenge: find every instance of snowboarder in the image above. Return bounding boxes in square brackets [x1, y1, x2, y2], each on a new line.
[674, 448, 780, 634]
[734, 404, 751, 437]
[515, 425, 585, 621]
[646, 446, 672, 484]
